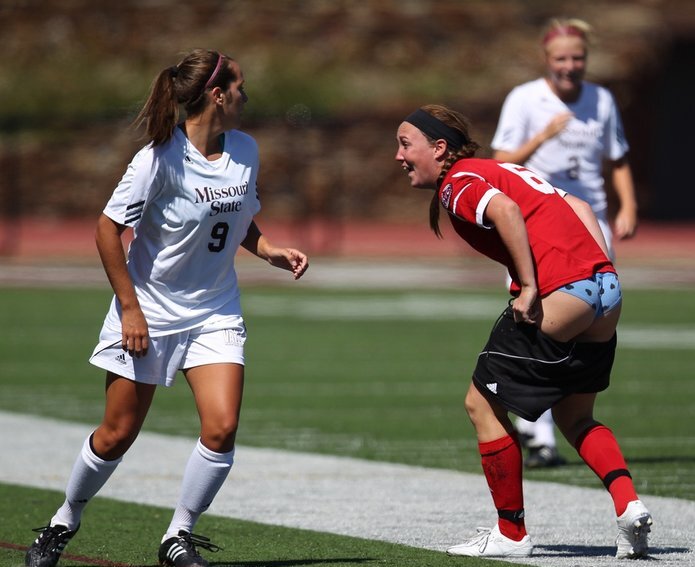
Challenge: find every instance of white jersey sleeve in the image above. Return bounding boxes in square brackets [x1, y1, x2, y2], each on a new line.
[602, 90, 629, 162]
[491, 85, 532, 153]
[103, 144, 164, 228]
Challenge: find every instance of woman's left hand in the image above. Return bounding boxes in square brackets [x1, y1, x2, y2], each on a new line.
[266, 247, 309, 280]
[614, 207, 638, 240]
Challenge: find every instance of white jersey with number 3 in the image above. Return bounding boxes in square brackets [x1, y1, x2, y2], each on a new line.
[101, 126, 261, 336]
[491, 78, 628, 214]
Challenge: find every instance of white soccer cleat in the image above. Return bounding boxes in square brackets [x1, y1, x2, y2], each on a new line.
[616, 500, 653, 559]
[446, 523, 533, 557]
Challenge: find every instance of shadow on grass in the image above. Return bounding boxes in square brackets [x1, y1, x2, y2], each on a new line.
[531, 455, 695, 468]
[535, 544, 689, 559]
[81, 560, 377, 567]
[212, 559, 376, 567]
[625, 455, 695, 465]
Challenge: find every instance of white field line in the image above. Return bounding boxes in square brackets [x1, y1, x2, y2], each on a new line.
[1, 411, 694, 567]
[241, 294, 695, 350]
[4, 261, 691, 350]
[2, 260, 695, 290]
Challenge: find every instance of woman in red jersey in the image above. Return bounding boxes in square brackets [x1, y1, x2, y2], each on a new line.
[395, 104, 652, 560]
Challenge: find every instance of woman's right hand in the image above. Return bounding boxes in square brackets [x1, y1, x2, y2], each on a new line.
[512, 286, 540, 325]
[542, 111, 573, 141]
[121, 305, 149, 357]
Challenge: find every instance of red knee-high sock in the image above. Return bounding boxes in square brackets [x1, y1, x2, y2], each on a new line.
[479, 433, 526, 540]
[575, 424, 638, 516]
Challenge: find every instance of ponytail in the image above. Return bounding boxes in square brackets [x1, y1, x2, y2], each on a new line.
[429, 147, 475, 238]
[429, 192, 443, 239]
[132, 67, 180, 147]
[132, 49, 236, 147]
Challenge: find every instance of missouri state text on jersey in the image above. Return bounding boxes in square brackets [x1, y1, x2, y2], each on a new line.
[194, 182, 250, 215]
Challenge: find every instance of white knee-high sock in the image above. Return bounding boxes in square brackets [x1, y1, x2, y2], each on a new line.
[515, 416, 535, 436]
[165, 439, 235, 539]
[51, 434, 122, 530]
[533, 409, 557, 447]
[516, 410, 556, 446]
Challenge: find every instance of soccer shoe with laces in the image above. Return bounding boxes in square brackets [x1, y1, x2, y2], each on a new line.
[446, 524, 533, 557]
[616, 500, 653, 559]
[158, 530, 221, 567]
[25, 524, 79, 567]
[525, 445, 567, 468]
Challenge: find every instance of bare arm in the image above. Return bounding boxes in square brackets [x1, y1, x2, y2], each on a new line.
[484, 194, 539, 323]
[493, 112, 573, 164]
[95, 213, 149, 357]
[608, 157, 638, 240]
[241, 221, 309, 280]
[562, 193, 611, 258]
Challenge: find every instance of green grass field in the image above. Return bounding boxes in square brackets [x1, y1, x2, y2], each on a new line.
[3, 484, 516, 567]
[1, 284, 694, 566]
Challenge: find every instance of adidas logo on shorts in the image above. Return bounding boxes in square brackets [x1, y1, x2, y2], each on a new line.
[115, 353, 127, 365]
[486, 382, 498, 394]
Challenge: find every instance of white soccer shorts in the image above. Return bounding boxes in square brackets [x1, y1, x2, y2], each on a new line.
[89, 318, 247, 387]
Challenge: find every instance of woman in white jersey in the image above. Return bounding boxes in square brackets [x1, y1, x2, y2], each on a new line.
[26, 49, 309, 567]
[491, 18, 638, 468]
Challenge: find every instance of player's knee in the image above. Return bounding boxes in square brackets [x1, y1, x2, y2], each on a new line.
[201, 417, 239, 452]
[464, 386, 487, 423]
[93, 424, 139, 459]
[554, 413, 599, 447]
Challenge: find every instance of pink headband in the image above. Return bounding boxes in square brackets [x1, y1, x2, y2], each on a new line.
[204, 54, 224, 89]
[542, 25, 586, 46]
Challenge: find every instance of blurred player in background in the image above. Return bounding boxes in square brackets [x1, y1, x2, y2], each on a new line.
[395, 104, 651, 559]
[491, 18, 639, 468]
[25, 49, 308, 567]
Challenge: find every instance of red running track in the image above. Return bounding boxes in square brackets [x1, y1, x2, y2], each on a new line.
[1, 216, 694, 262]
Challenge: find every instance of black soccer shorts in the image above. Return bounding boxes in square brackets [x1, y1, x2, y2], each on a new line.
[472, 306, 617, 421]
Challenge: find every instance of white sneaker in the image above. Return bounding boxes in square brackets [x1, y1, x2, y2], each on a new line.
[446, 524, 533, 557]
[616, 500, 653, 559]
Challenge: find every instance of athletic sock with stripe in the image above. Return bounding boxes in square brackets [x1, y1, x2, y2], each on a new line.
[575, 424, 638, 516]
[479, 433, 527, 541]
[52, 433, 122, 529]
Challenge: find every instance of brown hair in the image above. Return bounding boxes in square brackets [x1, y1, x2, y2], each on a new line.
[133, 49, 237, 147]
[417, 104, 480, 238]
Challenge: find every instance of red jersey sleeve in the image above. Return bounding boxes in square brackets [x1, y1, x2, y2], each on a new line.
[440, 171, 503, 228]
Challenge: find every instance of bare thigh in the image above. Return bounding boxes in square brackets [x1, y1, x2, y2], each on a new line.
[464, 382, 515, 443]
[93, 372, 157, 460]
[185, 363, 245, 453]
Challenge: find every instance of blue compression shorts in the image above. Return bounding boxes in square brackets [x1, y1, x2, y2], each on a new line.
[556, 272, 622, 318]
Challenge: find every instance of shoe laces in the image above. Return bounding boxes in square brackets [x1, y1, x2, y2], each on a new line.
[469, 527, 494, 551]
[178, 532, 222, 555]
[30, 525, 73, 554]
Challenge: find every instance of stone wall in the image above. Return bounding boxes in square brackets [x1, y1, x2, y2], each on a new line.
[1, 0, 694, 222]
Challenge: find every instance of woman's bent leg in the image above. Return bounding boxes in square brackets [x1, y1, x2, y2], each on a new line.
[554, 393, 652, 559]
[162, 363, 243, 540]
[465, 384, 527, 540]
[55, 373, 156, 527]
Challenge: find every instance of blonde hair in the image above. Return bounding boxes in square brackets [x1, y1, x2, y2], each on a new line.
[541, 18, 592, 50]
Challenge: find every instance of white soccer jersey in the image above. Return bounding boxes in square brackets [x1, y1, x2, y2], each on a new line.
[491, 78, 628, 214]
[101, 126, 261, 336]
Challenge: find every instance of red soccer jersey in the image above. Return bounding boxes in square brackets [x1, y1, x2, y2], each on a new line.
[439, 158, 615, 296]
